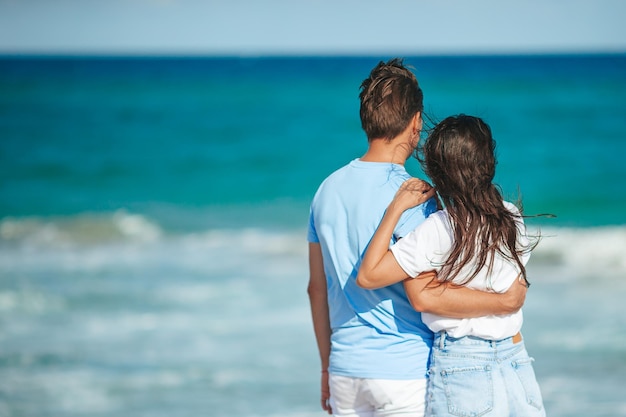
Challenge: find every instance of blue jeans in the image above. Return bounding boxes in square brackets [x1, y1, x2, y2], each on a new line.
[426, 331, 545, 417]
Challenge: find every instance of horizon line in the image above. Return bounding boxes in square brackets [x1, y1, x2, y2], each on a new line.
[1, 49, 625, 59]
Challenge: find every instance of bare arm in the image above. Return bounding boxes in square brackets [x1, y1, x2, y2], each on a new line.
[356, 178, 526, 317]
[357, 179, 435, 289]
[404, 271, 527, 318]
[307, 242, 332, 414]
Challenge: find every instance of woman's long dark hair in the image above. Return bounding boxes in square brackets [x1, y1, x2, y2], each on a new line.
[419, 115, 536, 286]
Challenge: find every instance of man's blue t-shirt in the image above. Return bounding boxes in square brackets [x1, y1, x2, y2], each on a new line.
[308, 159, 437, 379]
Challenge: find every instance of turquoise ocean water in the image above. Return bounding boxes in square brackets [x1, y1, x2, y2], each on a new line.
[1, 55, 625, 416]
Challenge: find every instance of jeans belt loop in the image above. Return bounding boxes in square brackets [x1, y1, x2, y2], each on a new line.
[439, 331, 446, 349]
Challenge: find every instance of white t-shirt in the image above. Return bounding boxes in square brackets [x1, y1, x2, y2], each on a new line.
[390, 201, 530, 340]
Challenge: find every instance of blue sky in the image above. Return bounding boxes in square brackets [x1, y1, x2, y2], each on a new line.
[1, 0, 625, 55]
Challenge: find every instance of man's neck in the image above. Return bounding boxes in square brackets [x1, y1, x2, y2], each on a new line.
[360, 137, 412, 165]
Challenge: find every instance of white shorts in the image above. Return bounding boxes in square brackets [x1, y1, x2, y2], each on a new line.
[329, 374, 427, 417]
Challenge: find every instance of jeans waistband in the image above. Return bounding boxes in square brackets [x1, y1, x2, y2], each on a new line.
[435, 331, 523, 350]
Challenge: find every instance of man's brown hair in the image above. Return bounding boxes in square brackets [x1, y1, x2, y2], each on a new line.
[359, 58, 423, 141]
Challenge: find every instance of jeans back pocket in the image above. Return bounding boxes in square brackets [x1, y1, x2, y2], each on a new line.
[440, 365, 493, 417]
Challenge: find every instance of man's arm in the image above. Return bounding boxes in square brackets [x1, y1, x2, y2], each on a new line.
[307, 242, 332, 414]
[404, 271, 527, 318]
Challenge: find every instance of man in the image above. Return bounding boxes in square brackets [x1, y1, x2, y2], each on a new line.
[307, 58, 526, 416]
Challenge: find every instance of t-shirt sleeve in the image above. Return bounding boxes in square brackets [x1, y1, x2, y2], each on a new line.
[390, 215, 443, 278]
[504, 201, 532, 266]
[307, 208, 319, 243]
[394, 197, 438, 240]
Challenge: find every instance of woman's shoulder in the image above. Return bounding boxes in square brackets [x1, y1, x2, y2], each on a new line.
[423, 208, 452, 232]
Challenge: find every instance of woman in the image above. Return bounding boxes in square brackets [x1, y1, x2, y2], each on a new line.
[357, 114, 545, 416]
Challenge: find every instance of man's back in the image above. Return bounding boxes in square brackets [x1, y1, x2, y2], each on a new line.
[308, 159, 436, 379]
[306, 57, 431, 415]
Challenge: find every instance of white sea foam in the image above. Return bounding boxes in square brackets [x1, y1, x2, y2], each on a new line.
[112, 210, 162, 242]
[528, 225, 626, 279]
[0, 214, 309, 279]
[0, 210, 163, 247]
[0, 290, 65, 313]
[2, 214, 623, 280]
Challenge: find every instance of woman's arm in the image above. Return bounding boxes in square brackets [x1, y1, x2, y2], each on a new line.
[356, 178, 527, 317]
[356, 179, 435, 289]
[404, 271, 527, 318]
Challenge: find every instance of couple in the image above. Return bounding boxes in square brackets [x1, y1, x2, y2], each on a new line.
[307, 59, 545, 417]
